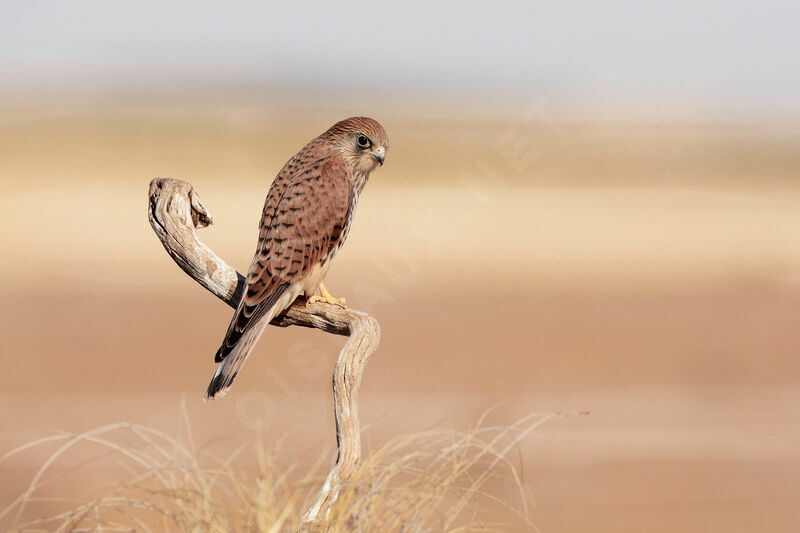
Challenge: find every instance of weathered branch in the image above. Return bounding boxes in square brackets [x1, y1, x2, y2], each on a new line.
[148, 177, 380, 530]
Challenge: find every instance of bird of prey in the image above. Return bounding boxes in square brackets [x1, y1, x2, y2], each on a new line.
[205, 117, 389, 400]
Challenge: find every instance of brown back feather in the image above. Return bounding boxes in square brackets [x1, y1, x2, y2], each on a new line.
[214, 140, 351, 362]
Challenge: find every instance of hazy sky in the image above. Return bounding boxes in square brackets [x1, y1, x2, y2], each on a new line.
[2, 1, 799, 113]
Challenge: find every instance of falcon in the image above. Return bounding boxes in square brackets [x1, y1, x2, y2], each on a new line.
[205, 117, 389, 400]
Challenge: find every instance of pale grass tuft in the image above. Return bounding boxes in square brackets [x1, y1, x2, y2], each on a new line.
[1, 412, 562, 532]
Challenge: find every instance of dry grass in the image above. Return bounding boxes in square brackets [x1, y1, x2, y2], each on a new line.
[1, 411, 558, 532]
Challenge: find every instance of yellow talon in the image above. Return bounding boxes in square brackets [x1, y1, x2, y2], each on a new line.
[307, 283, 347, 308]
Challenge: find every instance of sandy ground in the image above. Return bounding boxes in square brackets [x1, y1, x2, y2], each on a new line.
[1, 102, 800, 531]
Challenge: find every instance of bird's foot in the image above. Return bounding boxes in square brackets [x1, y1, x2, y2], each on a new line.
[307, 283, 347, 308]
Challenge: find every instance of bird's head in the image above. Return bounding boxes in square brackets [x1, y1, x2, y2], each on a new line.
[325, 117, 389, 174]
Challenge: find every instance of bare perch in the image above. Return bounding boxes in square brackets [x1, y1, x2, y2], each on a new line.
[147, 177, 380, 529]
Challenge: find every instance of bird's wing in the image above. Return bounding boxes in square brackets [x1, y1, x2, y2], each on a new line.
[214, 147, 352, 363]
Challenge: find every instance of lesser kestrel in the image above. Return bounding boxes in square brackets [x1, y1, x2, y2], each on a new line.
[205, 117, 389, 400]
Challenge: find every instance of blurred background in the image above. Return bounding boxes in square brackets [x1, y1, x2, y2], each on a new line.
[2, 1, 800, 531]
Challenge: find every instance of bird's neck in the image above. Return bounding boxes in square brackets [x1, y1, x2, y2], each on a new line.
[350, 171, 370, 197]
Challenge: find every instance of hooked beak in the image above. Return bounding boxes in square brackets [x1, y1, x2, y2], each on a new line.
[370, 146, 386, 166]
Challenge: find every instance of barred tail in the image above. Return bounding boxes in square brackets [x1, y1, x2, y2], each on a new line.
[205, 319, 269, 400]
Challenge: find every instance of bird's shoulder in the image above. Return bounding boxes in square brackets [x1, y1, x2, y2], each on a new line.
[261, 142, 349, 223]
[282, 139, 348, 181]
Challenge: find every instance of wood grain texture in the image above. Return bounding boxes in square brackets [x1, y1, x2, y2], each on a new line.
[148, 177, 380, 530]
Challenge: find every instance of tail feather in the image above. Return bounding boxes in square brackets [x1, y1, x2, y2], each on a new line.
[205, 283, 302, 401]
[205, 319, 269, 400]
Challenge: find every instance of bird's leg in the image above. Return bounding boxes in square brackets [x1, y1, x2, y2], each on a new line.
[308, 282, 347, 308]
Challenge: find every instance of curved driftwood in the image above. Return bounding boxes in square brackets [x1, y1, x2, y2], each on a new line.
[148, 177, 380, 530]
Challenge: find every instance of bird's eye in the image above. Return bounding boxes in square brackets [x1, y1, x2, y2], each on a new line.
[357, 135, 371, 148]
